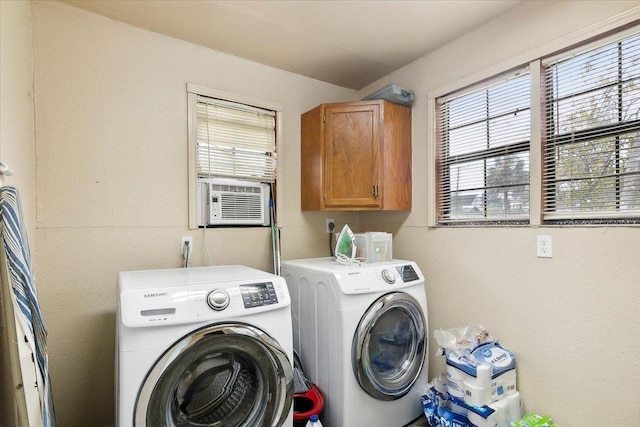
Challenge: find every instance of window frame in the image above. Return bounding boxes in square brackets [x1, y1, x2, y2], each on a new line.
[435, 67, 532, 225]
[541, 28, 640, 222]
[429, 21, 640, 227]
[187, 84, 283, 230]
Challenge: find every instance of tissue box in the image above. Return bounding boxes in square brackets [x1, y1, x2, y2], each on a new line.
[354, 232, 392, 263]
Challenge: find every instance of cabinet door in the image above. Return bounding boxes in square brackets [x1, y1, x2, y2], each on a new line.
[324, 103, 381, 208]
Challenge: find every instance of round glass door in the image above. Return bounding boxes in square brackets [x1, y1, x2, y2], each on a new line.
[352, 292, 427, 400]
[135, 323, 293, 427]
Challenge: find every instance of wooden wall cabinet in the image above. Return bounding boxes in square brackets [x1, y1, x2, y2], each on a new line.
[301, 99, 411, 211]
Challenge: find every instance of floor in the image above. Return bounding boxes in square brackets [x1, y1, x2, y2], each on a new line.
[404, 414, 430, 427]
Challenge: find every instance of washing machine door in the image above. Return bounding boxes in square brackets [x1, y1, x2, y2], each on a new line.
[135, 322, 293, 427]
[352, 292, 427, 401]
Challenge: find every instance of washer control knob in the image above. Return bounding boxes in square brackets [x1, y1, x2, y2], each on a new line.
[381, 269, 396, 284]
[207, 289, 230, 311]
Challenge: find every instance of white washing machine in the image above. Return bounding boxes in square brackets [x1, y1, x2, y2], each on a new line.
[280, 257, 429, 427]
[116, 265, 294, 427]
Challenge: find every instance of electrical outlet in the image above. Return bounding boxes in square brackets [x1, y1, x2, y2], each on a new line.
[536, 235, 552, 258]
[326, 218, 335, 234]
[181, 236, 193, 258]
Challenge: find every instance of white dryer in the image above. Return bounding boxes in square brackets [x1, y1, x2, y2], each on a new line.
[116, 265, 293, 427]
[280, 258, 428, 427]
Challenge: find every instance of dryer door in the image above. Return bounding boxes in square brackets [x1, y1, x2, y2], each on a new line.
[135, 323, 293, 427]
[352, 292, 427, 400]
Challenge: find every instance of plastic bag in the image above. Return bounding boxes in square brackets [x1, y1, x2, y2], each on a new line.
[422, 374, 473, 427]
[422, 374, 509, 427]
[433, 324, 495, 356]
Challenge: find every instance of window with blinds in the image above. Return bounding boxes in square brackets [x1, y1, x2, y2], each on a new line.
[187, 85, 280, 229]
[542, 31, 640, 221]
[195, 96, 277, 183]
[436, 70, 531, 224]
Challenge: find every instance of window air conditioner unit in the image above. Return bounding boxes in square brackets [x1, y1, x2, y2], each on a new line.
[197, 178, 270, 226]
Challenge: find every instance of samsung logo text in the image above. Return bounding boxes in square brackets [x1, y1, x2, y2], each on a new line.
[144, 292, 168, 298]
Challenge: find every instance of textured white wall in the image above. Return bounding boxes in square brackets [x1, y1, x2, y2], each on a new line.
[0, 1, 37, 426]
[358, 1, 640, 426]
[31, 2, 355, 425]
[0, 1, 36, 224]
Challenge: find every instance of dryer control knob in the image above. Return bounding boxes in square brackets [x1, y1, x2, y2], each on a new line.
[207, 289, 230, 311]
[381, 269, 396, 284]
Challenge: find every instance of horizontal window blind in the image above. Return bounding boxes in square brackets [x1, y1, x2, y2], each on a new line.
[437, 71, 531, 223]
[543, 32, 640, 220]
[196, 95, 276, 182]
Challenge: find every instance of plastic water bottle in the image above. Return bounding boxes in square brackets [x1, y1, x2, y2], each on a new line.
[305, 414, 323, 427]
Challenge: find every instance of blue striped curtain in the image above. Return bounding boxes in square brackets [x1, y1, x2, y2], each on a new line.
[0, 186, 56, 427]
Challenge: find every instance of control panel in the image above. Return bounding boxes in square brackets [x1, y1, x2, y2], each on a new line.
[240, 282, 279, 308]
[120, 278, 289, 327]
[334, 261, 424, 295]
[396, 264, 419, 282]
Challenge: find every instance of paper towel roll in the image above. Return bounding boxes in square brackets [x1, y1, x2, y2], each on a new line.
[476, 363, 491, 386]
[463, 380, 492, 407]
[467, 391, 523, 427]
[446, 367, 465, 399]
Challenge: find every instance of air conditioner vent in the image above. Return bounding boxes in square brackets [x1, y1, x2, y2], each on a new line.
[219, 193, 263, 219]
[211, 184, 262, 194]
